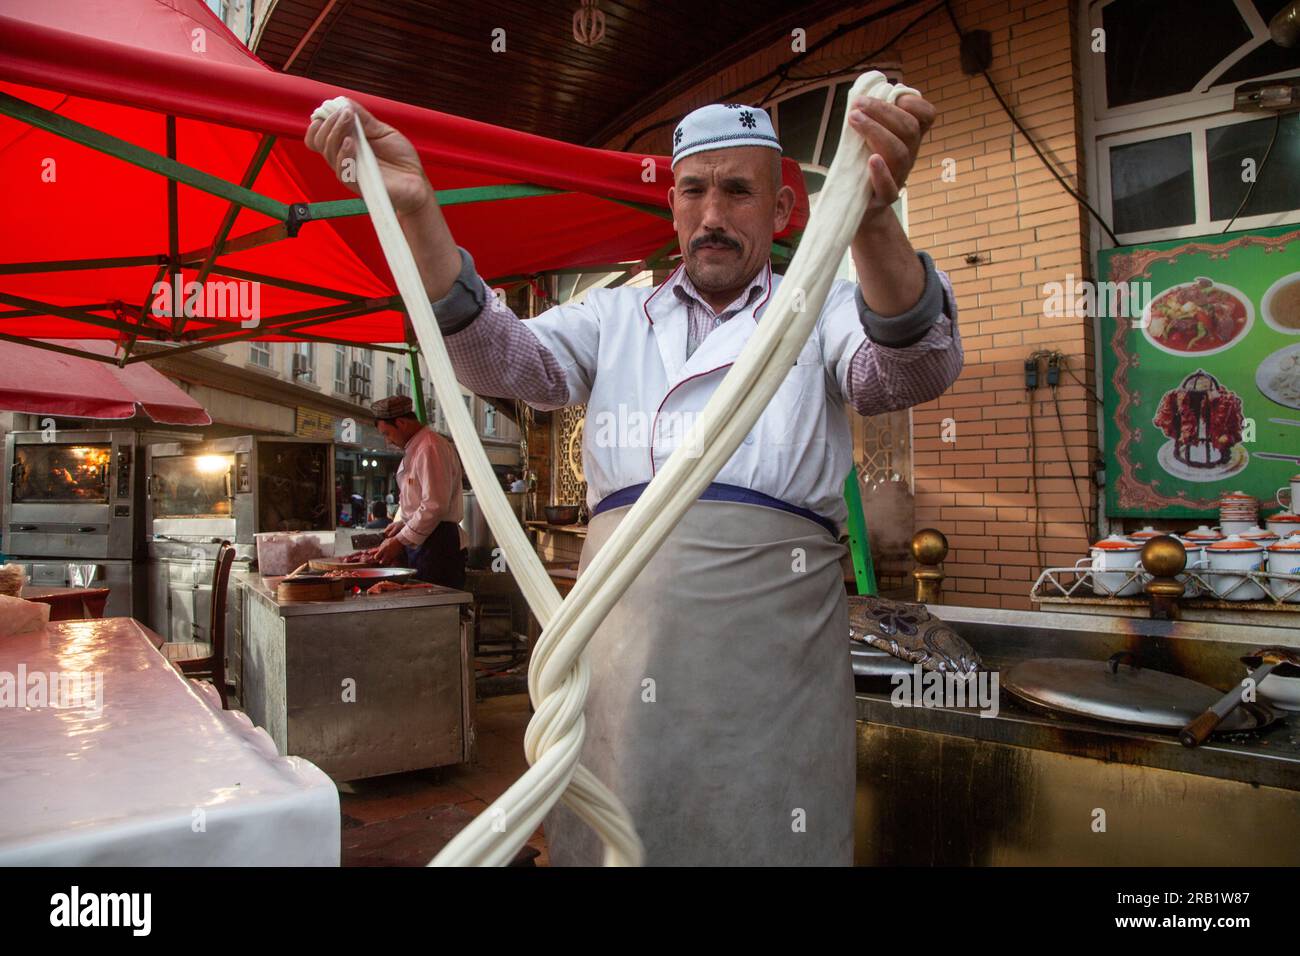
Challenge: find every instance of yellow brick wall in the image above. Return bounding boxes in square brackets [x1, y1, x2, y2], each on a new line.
[604, 0, 1095, 610]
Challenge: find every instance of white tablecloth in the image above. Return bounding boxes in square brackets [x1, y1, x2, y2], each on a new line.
[0, 617, 339, 865]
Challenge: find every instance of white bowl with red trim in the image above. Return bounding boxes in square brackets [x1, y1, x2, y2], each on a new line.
[1206, 535, 1267, 601]
[1179, 542, 1207, 599]
[1265, 535, 1300, 605]
[1179, 525, 1225, 545]
[1265, 511, 1300, 538]
[1079, 535, 1143, 597]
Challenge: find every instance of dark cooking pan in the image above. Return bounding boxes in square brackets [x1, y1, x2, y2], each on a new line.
[545, 505, 580, 525]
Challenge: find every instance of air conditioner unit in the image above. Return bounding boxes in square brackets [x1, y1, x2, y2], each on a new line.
[348, 361, 372, 400]
[291, 353, 312, 378]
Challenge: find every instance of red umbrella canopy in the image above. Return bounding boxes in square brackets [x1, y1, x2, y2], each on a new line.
[0, 0, 810, 353]
[0, 340, 211, 425]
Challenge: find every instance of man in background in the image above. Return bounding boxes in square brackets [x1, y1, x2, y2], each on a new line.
[366, 395, 466, 589]
[364, 499, 390, 530]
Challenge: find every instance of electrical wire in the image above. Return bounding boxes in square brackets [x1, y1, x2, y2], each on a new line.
[618, 0, 941, 150]
[757, 2, 947, 106]
[1062, 364, 1105, 408]
[1043, 350, 1094, 526]
[1049, 376, 1094, 537]
[941, 0, 1121, 247]
[1221, 110, 1283, 234]
[1026, 379, 1043, 576]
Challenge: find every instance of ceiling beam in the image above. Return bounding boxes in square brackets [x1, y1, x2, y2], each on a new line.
[584, 0, 866, 149]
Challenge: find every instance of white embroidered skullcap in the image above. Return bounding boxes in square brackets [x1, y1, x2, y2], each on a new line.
[671, 103, 781, 167]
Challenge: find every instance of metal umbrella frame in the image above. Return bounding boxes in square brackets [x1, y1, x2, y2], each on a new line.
[0, 87, 800, 425]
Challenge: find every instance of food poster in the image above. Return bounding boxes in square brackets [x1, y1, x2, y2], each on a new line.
[1099, 224, 1300, 518]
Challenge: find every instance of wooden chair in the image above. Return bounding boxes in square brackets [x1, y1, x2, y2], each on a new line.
[163, 541, 235, 709]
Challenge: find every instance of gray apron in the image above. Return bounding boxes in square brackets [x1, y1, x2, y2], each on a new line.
[544, 500, 855, 866]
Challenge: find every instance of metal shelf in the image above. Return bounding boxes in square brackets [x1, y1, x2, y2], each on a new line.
[1032, 565, 1300, 607]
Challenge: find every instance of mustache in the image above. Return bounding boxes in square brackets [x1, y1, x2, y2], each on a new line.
[690, 232, 742, 253]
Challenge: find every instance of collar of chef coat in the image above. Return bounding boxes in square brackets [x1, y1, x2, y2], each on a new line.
[643, 261, 773, 387]
[395, 424, 433, 477]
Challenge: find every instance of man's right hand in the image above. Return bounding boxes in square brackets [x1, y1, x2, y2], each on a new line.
[304, 98, 465, 302]
[304, 98, 433, 218]
[383, 519, 404, 539]
[369, 535, 407, 566]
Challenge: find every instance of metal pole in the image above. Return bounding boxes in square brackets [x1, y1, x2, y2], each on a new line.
[0, 91, 288, 221]
[408, 345, 428, 425]
[166, 115, 181, 333]
[184, 134, 277, 336]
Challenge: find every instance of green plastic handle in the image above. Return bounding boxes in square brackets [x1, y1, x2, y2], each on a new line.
[843, 468, 877, 597]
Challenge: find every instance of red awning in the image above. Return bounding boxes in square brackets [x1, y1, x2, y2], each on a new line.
[0, 339, 211, 425]
[0, 0, 809, 351]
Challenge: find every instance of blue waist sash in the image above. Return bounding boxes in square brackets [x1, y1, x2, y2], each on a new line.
[591, 481, 838, 537]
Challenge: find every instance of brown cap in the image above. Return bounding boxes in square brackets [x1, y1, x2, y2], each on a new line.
[371, 394, 415, 420]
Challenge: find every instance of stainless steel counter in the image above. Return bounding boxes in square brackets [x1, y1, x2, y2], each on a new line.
[854, 605, 1300, 866]
[239, 573, 474, 782]
[241, 572, 471, 616]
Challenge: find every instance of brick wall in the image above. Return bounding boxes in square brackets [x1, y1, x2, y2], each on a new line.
[603, 0, 1095, 610]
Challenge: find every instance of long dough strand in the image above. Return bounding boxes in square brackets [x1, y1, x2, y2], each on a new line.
[316, 70, 918, 866]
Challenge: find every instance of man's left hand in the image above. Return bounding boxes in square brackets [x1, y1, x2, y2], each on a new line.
[847, 92, 936, 229]
[369, 536, 407, 566]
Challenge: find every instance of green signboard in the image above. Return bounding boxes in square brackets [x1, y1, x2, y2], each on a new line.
[1099, 224, 1300, 518]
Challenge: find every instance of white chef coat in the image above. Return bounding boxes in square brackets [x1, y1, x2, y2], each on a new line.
[523, 262, 870, 530]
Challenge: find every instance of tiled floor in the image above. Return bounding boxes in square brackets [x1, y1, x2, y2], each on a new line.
[338, 693, 549, 866]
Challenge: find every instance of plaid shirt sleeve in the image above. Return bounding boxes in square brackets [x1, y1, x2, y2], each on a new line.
[827, 260, 963, 415]
[846, 269, 963, 413]
[442, 277, 572, 409]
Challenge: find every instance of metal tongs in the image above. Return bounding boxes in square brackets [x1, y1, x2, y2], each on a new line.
[1179, 645, 1300, 747]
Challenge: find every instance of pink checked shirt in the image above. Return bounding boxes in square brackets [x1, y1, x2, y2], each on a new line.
[445, 262, 962, 418]
[392, 425, 464, 548]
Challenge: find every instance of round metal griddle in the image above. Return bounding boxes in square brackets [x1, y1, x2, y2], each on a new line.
[1002, 656, 1278, 734]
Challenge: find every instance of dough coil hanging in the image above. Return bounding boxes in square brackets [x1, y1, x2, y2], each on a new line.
[313, 70, 920, 866]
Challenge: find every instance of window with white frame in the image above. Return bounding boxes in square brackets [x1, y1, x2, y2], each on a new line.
[1085, 0, 1300, 244]
[770, 74, 908, 281]
[292, 342, 315, 383]
[385, 357, 396, 398]
[334, 346, 347, 393]
[249, 340, 272, 369]
[484, 402, 497, 437]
